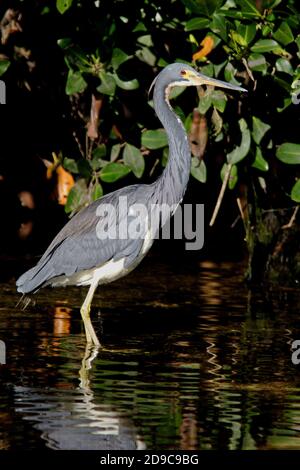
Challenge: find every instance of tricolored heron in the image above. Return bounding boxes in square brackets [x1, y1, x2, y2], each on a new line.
[16, 63, 245, 346]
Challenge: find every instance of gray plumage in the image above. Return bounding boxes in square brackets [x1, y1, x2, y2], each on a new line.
[17, 184, 151, 293]
[16, 63, 194, 294]
[16, 62, 245, 345]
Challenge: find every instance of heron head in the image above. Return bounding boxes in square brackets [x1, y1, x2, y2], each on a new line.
[150, 62, 247, 95]
[178, 64, 247, 92]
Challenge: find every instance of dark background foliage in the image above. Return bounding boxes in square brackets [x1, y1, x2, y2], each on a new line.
[0, 0, 299, 282]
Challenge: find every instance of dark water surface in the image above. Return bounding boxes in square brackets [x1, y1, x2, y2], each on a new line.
[0, 257, 300, 450]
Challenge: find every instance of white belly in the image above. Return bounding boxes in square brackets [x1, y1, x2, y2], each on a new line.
[76, 257, 127, 286]
[50, 257, 126, 287]
[49, 230, 154, 288]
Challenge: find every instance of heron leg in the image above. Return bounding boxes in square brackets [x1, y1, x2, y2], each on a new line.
[80, 279, 101, 346]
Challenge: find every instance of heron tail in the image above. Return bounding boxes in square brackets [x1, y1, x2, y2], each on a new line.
[16, 260, 54, 294]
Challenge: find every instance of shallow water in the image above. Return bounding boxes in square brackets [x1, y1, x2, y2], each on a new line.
[0, 257, 300, 450]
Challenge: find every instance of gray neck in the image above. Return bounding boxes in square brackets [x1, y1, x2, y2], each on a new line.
[152, 84, 191, 207]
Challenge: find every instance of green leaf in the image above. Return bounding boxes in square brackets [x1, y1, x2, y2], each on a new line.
[224, 62, 242, 86]
[198, 90, 212, 114]
[123, 143, 145, 178]
[41, 6, 50, 14]
[252, 116, 271, 145]
[286, 13, 299, 30]
[275, 58, 293, 75]
[210, 13, 227, 41]
[296, 35, 300, 55]
[276, 143, 300, 164]
[274, 75, 291, 92]
[211, 90, 227, 112]
[228, 164, 238, 189]
[56, 0, 73, 14]
[63, 157, 79, 174]
[291, 179, 300, 202]
[185, 17, 210, 31]
[212, 107, 223, 135]
[237, 23, 257, 44]
[251, 39, 280, 53]
[63, 46, 87, 71]
[181, 0, 223, 16]
[114, 74, 139, 90]
[184, 113, 193, 134]
[218, 9, 244, 19]
[235, 0, 261, 17]
[169, 86, 187, 100]
[0, 59, 10, 76]
[133, 22, 147, 33]
[77, 158, 92, 179]
[90, 158, 107, 171]
[273, 21, 294, 46]
[189, 33, 198, 47]
[227, 118, 251, 164]
[137, 35, 153, 47]
[136, 47, 156, 66]
[220, 163, 238, 189]
[90, 145, 107, 170]
[65, 179, 88, 214]
[213, 60, 227, 77]
[57, 37, 72, 49]
[262, 24, 272, 37]
[200, 63, 214, 77]
[111, 48, 130, 70]
[252, 147, 269, 172]
[219, 7, 260, 20]
[248, 53, 267, 73]
[142, 129, 168, 149]
[231, 31, 248, 47]
[214, 131, 224, 142]
[157, 58, 169, 67]
[191, 158, 207, 183]
[92, 144, 106, 159]
[110, 144, 122, 162]
[65, 70, 87, 95]
[91, 182, 103, 201]
[97, 71, 116, 96]
[100, 162, 131, 182]
[263, 0, 282, 7]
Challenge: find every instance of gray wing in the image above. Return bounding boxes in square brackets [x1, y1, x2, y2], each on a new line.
[16, 184, 155, 293]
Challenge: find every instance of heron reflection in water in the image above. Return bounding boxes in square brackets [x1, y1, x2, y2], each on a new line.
[16, 63, 246, 345]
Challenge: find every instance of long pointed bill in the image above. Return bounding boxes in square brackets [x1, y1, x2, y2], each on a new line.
[194, 72, 247, 92]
